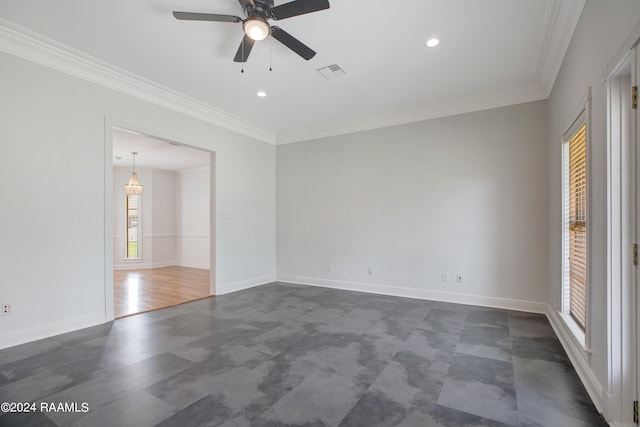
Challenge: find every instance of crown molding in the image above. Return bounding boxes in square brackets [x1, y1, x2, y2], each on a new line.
[0, 0, 585, 147]
[277, 0, 585, 145]
[276, 83, 548, 145]
[535, 0, 586, 95]
[0, 19, 277, 145]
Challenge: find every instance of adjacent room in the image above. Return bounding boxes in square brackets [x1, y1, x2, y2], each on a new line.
[1, 0, 640, 426]
[112, 128, 214, 318]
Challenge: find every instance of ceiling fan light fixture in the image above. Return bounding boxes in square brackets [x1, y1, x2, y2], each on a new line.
[244, 17, 270, 41]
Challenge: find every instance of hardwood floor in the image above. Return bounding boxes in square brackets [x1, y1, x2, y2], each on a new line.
[113, 266, 211, 318]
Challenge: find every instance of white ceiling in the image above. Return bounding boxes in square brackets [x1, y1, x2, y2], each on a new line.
[0, 0, 584, 144]
[113, 128, 210, 171]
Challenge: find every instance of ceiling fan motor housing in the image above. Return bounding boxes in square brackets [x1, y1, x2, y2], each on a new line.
[246, 0, 275, 18]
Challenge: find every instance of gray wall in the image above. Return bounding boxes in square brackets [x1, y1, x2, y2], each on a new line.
[277, 100, 549, 310]
[0, 52, 276, 348]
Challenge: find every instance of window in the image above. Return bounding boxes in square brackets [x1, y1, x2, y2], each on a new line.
[126, 195, 140, 259]
[562, 113, 588, 332]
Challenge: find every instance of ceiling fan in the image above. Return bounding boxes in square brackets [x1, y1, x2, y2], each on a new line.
[173, 0, 330, 63]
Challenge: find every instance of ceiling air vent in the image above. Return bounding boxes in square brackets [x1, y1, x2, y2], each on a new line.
[317, 64, 346, 79]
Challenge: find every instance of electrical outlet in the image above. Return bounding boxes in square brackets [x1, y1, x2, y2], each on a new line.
[441, 272, 449, 282]
[456, 274, 463, 283]
[1, 304, 11, 316]
[368, 267, 373, 275]
[327, 264, 332, 272]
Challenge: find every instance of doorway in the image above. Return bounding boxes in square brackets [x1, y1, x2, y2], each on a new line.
[106, 124, 216, 318]
[605, 38, 638, 424]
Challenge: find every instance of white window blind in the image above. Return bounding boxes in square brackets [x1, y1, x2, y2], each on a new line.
[567, 123, 587, 331]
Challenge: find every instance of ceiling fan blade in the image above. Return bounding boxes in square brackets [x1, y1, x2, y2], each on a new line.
[238, 0, 255, 9]
[271, 26, 316, 60]
[173, 11, 242, 23]
[270, 0, 330, 20]
[233, 35, 256, 62]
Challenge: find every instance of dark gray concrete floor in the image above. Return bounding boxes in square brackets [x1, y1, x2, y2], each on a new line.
[0, 282, 607, 426]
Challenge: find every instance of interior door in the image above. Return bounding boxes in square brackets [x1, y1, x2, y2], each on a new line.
[635, 43, 640, 426]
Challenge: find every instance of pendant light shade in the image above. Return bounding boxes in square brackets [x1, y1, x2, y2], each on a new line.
[124, 152, 144, 195]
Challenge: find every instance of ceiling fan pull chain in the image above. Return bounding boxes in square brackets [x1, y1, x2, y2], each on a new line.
[269, 37, 273, 71]
[241, 39, 245, 73]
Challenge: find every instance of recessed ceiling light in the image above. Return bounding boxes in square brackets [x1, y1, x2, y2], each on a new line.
[426, 38, 440, 48]
[256, 91, 267, 97]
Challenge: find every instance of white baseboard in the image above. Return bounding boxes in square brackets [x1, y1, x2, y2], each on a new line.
[546, 305, 606, 415]
[217, 275, 275, 295]
[176, 262, 210, 270]
[113, 262, 154, 270]
[276, 275, 547, 313]
[151, 261, 179, 268]
[113, 262, 210, 271]
[0, 312, 106, 350]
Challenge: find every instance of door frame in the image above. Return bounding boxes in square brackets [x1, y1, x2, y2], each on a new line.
[605, 20, 640, 425]
[104, 117, 217, 321]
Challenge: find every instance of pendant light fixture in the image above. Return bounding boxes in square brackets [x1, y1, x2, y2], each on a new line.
[124, 152, 144, 195]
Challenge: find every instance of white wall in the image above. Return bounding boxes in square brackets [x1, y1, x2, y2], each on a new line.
[277, 100, 549, 311]
[177, 167, 210, 269]
[113, 166, 210, 270]
[0, 51, 276, 348]
[546, 0, 640, 420]
[151, 169, 178, 267]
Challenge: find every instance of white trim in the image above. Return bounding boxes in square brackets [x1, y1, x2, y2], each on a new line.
[0, 313, 106, 350]
[104, 119, 115, 322]
[276, 275, 547, 314]
[113, 262, 210, 271]
[176, 262, 210, 270]
[276, 84, 548, 145]
[136, 234, 209, 239]
[547, 306, 605, 414]
[217, 275, 275, 295]
[0, 5, 585, 146]
[604, 19, 640, 81]
[114, 261, 169, 270]
[0, 19, 276, 145]
[276, 0, 586, 145]
[558, 311, 588, 352]
[560, 87, 592, 353]
[535, 0, 586, 94]
[124, 193, 143, 262]
[604, 41, 638, 426]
